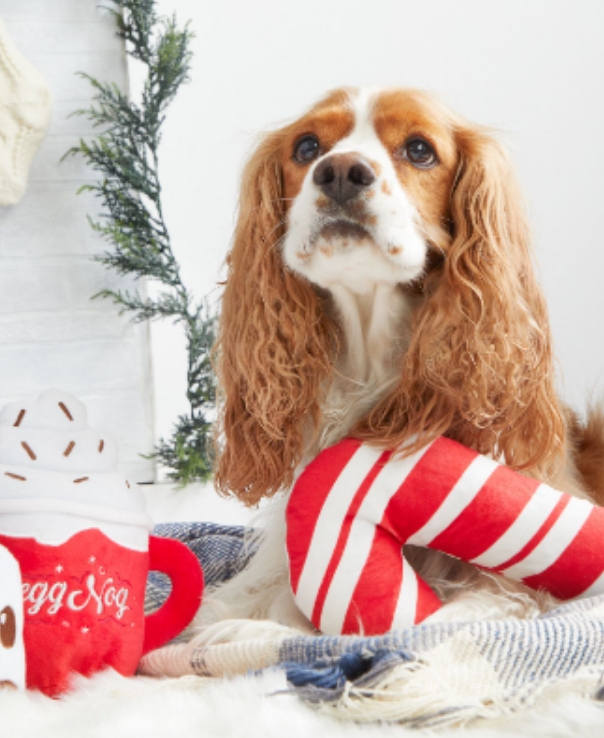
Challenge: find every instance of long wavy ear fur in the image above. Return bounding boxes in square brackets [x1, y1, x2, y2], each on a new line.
[354, 126, 565, 479]
[214, 132, 337, 505]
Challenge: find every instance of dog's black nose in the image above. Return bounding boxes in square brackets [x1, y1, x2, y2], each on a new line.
[313, 154, 376, 205]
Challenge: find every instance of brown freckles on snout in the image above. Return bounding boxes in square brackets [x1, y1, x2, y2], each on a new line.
[345, 198, 376, 226]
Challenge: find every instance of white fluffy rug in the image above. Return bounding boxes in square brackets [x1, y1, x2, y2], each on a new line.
[2, 667, 604, 737]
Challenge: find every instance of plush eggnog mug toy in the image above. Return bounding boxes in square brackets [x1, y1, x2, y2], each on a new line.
[286, 436, 604, 636]
[0, 389, 204, 695]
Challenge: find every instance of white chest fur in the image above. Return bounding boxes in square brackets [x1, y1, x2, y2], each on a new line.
[317, 281, 417, 451]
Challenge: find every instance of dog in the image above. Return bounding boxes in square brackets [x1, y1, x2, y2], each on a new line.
[195, 87, 604, 643]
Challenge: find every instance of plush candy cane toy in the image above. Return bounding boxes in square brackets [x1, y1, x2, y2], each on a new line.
[286, 437, 604, 636]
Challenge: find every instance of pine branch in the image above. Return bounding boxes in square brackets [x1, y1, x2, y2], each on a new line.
[93, 289, 187, 321]
[153, 413, 214, 486]
[66, 0, 216, 485]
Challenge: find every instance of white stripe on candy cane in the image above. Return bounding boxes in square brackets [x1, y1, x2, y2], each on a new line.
[318, 516, 376, 635]
[407, 454, 499, 546]
[319, 444, 432, 635]
[355, 442, 434, 527]
[294, 444, 381, 617]
[390, 554, 419, 630]
[502, 496, 593, 580]
[470, 484, 563, 568]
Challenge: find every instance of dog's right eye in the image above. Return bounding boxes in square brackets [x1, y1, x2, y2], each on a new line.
[293, 135, 320, 163]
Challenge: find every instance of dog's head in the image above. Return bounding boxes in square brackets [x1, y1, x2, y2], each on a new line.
[215, 88, 564, 504]
[280, 88, 458, 294]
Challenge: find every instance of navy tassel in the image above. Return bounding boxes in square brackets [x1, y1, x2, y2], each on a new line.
[285, 648, 412, 691]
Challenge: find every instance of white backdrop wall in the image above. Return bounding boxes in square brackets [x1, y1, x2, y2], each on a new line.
[0, 1, 155, 481]
[148, 0, 604, 453]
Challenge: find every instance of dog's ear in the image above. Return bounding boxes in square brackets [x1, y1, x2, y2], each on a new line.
[355, 127, 565, 478]
[431, 129, 565, 473]
[214, 132, 336, 505]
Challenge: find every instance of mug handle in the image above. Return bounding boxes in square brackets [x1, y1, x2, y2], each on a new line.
[142, 534, 204, 655]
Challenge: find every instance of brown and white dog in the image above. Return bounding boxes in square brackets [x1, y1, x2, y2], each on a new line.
[197, 88, 604, 641]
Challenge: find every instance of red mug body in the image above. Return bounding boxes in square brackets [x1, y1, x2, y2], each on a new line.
[0, 527, 202, 696]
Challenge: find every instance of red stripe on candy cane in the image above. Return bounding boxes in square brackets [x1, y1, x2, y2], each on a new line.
[470, 484, 563, 569]
[523, 505, 604, 598]
[291, 442, 388, 625]
[311, 449, 391, 626]
[493, 494, 570, 572]
[287, 438, 362, 593]
[382, 438, 480, 541]
[427, 465, 542, 561]
[342, 531, 441, 634]
[341, 527, 404, 634]
[407, 455, 499, 546]
[318, 445, 433, 634]
[504, 496, 593, 582]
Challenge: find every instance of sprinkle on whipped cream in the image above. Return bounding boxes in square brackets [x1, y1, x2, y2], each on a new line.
[58, 402, 73, 421]
[21, 442, 36, 461]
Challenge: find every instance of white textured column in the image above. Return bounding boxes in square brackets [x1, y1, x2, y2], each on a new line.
[0, 0, 156, 481]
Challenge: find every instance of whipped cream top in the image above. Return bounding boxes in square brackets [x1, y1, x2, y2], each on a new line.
[0, 389, 149, 525]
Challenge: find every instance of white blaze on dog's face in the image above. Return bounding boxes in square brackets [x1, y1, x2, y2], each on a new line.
[281, 88, 459, 294]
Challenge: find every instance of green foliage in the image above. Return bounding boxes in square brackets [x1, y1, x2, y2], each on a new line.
[153, 413, 214, 488]
[65, 0, 216, 484]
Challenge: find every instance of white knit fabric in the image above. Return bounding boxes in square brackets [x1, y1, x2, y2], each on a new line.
[0, 16, 52, 205]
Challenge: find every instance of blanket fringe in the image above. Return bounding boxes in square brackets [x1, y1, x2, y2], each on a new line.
[313, 659, 603, 728]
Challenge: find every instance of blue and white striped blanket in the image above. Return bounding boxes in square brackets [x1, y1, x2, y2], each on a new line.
[145, 522, 604, 727]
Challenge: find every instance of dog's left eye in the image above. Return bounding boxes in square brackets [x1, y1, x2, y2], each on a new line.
[293, 135, 320, 163]
[402, 138, 437, 169]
